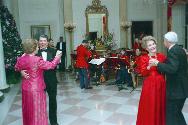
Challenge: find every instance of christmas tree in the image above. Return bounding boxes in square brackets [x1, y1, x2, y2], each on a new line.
[0, 5, 23, 70]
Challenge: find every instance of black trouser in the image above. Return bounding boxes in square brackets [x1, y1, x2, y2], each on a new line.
[116, 67, 132, 85]
[167, 98, 186, 125]
[46, 85, 57, 125]
[90, 64, 102, 82]
[59, 55, 66, 71]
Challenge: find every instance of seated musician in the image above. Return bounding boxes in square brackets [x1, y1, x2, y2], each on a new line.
[133, 38, 141, 51]
[101, 49, 118, 81]
[133, 49, 141, 74]
[115, 48, 133, 87]
[133, 37, 148, 55]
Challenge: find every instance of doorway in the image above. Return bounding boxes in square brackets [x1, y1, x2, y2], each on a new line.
[185, 3, 188, 49]
[131, 21, 153, 45]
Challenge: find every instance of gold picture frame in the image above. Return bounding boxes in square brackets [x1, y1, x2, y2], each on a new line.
[31, 25, 51, 40]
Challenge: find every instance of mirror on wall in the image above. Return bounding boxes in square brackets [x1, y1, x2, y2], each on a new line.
[85, 0, 108, 40]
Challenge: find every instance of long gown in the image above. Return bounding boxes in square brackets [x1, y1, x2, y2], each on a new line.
[136, 53, 166, 125]
[15, 54, 60, 125]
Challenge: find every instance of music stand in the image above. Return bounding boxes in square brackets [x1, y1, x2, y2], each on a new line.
[89, 58, 105, 86]
[130, 74, 142, 93]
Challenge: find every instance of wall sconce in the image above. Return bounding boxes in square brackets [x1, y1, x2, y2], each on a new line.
[64, 22, 76, 32]
[120, 21, 132, 30]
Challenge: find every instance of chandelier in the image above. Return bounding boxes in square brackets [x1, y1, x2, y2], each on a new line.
[120, 21, 132, 30]
[64, 22, 76, 32]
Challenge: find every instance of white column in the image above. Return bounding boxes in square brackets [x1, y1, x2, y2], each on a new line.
[119, 0, 127, 48]
[0, 91, 3, 101]
[0, 23, 9, 90]
[64, 0, 73, 69]
[127, 28, 132, 49]
[65, 31, 71, 69]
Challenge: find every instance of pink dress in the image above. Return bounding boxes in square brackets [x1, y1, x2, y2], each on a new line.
[15, 54, 60, 125]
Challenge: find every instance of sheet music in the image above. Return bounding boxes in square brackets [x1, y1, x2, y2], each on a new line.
[108, 56, 118, 59]
[89, 58, 105, 65]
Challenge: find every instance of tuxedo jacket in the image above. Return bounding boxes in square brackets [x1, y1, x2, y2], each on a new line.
[56, 41, 66, 56]
[157, 44, 188, 99]
[37, 47, 58, 90]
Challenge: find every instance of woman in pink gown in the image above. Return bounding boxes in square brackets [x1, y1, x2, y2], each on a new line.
[15, 39, 61, 125]
[136, 36, 166, 125]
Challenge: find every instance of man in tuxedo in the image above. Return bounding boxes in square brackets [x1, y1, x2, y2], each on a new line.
[150, 31, 188, 125]
[37, 35, 59, 125]
[56, 36, 66, 72]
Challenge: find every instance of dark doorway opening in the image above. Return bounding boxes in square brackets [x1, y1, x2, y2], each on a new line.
[89, 32, 97, 41]
[185, 3, 188, 49]
[131, 21, 153, 45]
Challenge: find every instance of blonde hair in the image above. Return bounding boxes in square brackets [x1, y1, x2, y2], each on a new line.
[22, 39, 38, 54]
[141, 36, 157, 49]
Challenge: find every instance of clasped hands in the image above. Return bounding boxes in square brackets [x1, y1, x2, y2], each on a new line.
[147, 59, 159, 70]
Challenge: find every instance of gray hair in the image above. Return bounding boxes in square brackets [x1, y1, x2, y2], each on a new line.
[164, 31, 178, 43]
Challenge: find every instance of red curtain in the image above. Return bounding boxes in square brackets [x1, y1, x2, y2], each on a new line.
[103, 16, 106, 34]
[167, 0, 176, 31]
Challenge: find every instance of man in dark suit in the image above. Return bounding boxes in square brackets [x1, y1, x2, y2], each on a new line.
[37, 35, 59, 125]
[56, 36, 66, 72]
[150, 31, 188, 125]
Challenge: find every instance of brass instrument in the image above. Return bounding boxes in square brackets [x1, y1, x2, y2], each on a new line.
[127, 55, 135, 73]
[127, 55, 137, 88]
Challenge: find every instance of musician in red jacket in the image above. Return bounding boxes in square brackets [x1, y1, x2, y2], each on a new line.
[133, 38, 148, 55]
[133, 38, 141, 51]
[75, 40, 93, 89]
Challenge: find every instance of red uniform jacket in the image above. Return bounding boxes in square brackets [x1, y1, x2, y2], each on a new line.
[75, 44, 92, 68]
[134, 55, 141, 74]
[133, 42, 141, 50]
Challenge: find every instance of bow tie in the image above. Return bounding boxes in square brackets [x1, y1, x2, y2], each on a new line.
[41, 49, 47, 52]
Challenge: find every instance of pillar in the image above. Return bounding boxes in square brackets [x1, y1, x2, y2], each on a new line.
[0, 22, 9, 92]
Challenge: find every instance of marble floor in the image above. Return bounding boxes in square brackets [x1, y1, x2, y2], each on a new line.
[0, 72, 188, 125]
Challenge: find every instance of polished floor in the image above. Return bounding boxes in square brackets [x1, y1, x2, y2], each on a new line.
[1, 72, 188, 125]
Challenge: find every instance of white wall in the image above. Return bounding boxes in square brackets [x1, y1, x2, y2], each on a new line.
[126, 0, 169, 51]
[3, 0, 20, 33]
[172, 4, 186, 47]
[72, 0, 120, 49]
[127, 0, 158, 36]
[17, 0, 64, 43]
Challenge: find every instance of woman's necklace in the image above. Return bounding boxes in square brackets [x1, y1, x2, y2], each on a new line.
[147, 53, 157, 70]
[148, 53, 157, 59]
